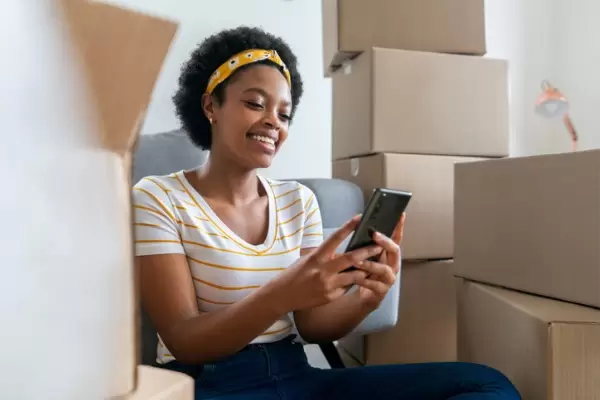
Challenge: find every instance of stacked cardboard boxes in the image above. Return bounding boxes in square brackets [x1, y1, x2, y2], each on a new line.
[454, 151, 600, 399]
[322, 0, 510, 365]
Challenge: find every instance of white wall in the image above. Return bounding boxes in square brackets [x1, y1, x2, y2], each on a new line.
[484, 0, 560, 157]
[485, 0, 600, 156]
[111, 0, 332, 180]
[552, 0, 600, 153]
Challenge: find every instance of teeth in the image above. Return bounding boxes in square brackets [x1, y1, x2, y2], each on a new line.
[249, 134, 275, 146]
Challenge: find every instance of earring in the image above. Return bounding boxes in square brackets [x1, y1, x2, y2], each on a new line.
[208, 117, 214, 125]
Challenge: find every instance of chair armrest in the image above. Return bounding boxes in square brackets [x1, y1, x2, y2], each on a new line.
[347, 259, 401, 335]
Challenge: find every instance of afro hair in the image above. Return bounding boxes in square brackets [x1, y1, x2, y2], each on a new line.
[173, 26, 304, 150]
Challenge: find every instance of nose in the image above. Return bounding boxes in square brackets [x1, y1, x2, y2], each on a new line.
[262, 110, 282, 131]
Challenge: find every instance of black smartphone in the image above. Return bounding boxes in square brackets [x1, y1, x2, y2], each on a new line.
[342, 188, 412, 272]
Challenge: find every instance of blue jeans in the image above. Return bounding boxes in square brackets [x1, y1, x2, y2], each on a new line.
[161, 335, 521, 399]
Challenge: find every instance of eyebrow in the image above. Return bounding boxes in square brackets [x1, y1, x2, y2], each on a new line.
[243, 87, 291, 107]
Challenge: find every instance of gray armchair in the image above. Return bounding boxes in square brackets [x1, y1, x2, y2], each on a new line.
[132, 129, 400, 368]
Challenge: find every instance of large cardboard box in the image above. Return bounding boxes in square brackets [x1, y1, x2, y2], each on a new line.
[322, 0, 486, 75]
[333, 153, 485, 260]
[127, 366, 193, 400]
[331, 48, 509, 160]
[1, 1, 177, 399]
[454, 150, 600, 308]
[458, 280, 600, 400]
[339, 260, 457, 365]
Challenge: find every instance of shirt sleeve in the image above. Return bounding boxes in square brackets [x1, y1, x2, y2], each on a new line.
[132, 178, 185, 256]
[300, 185, 324, 249]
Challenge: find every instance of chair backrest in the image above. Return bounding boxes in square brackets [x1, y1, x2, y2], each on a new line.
[132, 130, 364, 365]
[132, 129, 208, 184]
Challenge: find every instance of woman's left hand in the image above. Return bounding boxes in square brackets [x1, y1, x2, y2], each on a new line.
[356, 213, 405, 309]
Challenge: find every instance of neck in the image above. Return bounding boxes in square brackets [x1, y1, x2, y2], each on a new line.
[197, 154, 261, 205]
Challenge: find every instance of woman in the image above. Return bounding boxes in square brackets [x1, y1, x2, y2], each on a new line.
[133, 26, 521, 399]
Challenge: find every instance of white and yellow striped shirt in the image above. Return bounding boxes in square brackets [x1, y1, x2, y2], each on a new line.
[132, 171, 324, 364]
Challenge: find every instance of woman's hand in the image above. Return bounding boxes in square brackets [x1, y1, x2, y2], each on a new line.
[267, 216, 383, 313]
[355, 213, 406, 309]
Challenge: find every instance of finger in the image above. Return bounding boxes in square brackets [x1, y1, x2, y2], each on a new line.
[357, 261, 397, 285]
[391, 213, 406, 245]
[313, 215, 361, 262]
[357, 278, 389, 296]
[372, 231, 400, 254]
[332, 269, 368, 288]
[385, 247, 401, 276]
[325, 245, 383, 273]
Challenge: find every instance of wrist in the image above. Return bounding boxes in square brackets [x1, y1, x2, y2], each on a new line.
[350, 289, 381, 313]
[259, 280, 293, 316]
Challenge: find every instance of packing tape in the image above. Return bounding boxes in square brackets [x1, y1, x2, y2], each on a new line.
[350, 158, 360, 177]
[342, 60, 352, 75]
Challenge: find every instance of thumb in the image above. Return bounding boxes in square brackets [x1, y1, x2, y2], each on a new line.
[313, 215, 361, 262]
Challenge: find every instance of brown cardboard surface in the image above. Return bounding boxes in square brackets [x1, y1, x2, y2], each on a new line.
[331, 48, 509, 160]
[340, 260, 458, 365]
[458, 280, 600, 400]
[322, 0, 486, 75]
[62, 0, 177, 156]
[60, 1, 178, 397]
[454, 150, 600, 308]
[333, 153, 485, 260]
[126, 366, 194, 400]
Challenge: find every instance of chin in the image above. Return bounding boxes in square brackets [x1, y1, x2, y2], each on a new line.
[242, 154, 274, 170]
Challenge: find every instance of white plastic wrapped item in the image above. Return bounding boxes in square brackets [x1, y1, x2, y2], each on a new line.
[0, 1, 177, 398]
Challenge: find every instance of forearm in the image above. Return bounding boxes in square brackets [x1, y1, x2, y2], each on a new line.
[293, 290, 375, 343]
[166, 283, 286, 364]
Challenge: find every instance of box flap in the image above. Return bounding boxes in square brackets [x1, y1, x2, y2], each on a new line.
[61, 0, 178, 156]
[471, 283, 600, 324]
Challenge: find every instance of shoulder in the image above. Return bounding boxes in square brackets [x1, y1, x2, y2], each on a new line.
[132, 173, 185, 217]
[263, 178, 316, 207]
[134, 173, 181, 198]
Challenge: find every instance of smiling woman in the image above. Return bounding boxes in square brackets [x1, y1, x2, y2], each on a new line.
[172, 27, 302, 171]
[133, 26, 521, 400]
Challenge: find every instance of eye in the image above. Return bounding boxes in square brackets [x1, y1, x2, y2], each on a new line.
[279, 113, 291, 122]
[244, 101, 264, 110]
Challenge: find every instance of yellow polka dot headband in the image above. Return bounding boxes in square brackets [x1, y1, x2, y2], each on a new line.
[205, 49, 292, 94]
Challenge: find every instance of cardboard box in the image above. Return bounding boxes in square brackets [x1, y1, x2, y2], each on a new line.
[331, 48, 509, 160]
[454, 150, 600, 308]
[333, 153, 485, 260]
[339, 260, 458, 365]
[0, 1, 176, 399]
[127, 366, 194, 400]
[322, 0, 486, 75]
[458, 280, 600, 400]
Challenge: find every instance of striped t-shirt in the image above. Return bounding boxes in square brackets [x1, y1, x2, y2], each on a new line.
[132, 171, 324, 364]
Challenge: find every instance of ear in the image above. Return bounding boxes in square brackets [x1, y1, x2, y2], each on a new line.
[201, 92, 215, 123]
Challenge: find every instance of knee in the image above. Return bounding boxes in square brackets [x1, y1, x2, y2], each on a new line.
[457, 362, 521, 398]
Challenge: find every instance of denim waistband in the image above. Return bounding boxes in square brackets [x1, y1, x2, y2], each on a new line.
[162, 334, 311, 394]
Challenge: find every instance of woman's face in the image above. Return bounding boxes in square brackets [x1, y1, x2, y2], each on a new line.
[204, 64, 293, 170]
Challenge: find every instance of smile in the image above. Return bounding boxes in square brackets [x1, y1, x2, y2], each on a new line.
[247, 134, 276, 147]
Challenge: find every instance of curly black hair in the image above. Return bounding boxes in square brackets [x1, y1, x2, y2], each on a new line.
[173, 26, 304, 150]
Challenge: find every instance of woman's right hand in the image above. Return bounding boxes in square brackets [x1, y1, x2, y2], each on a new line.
[267, 216, 383, 313]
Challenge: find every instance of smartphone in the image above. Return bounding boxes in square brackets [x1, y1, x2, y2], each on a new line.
[343, 188, 412, 272]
